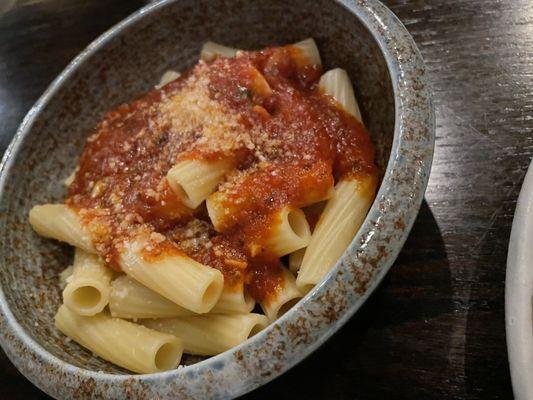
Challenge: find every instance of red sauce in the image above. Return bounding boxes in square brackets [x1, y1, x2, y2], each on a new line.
[66, 44, 377, 301]
[244, 256, 284, 303]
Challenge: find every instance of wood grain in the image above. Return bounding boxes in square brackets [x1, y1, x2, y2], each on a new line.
[0, 0, 528, 398]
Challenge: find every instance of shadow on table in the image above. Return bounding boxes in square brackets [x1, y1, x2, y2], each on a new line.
[463, 185, 516, 399]
[247, 199, 461, 399]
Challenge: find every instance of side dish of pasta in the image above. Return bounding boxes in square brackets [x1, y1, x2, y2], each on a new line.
[29, 39, 378, 373]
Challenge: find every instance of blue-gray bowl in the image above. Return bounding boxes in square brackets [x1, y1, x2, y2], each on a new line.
[0, 0, 434, 398]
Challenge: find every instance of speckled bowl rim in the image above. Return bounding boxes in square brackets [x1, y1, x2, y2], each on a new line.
[0, 0, 434, 398]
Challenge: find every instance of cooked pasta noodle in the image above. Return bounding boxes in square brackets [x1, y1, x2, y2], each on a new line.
[167, 158, 233, 209]
[319, 68, 363, 122]
[120, 237, 224, 314]
[261, 268, 303, 321]
[296, 175, 377, 291]
[109, 275, 193, 319]
[55, 305, 183, 373]
[288, 248, 305, 275]
[62, 249, 112, 316]
[292, 38, 322, 66]
[144, 313, 268, 356]
[29, 204, 95, 253]
[262, 206, 311, 256]
[156, 70, 181, 89]
[200, 41, 238, 61]
[211, 284, 255, 314]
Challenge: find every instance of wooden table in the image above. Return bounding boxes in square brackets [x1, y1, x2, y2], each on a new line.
[0, 0, 527, 398]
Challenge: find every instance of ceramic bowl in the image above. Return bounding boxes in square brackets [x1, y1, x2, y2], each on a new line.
[506, 159, 533, 400]
[0, 0, 434, 398]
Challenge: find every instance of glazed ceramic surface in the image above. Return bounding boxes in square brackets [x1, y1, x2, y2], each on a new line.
[0, 0, 434, 398]
[506, 159, 533, 400]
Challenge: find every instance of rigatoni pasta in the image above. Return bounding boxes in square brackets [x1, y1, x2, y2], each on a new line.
[144, 313, 268, 356]
[29, 204, 95, 253]
[211, 283, 255, 314]
[62, 249, 112, 316]
[30, 38, 377, 373]
[120, 237, 224, 314]
[55, 305, 183, 373]
[288, 248, 305, 275]
[261, 268, 303, 322]
[292, 38, 322, 67]
[155, 70, 181, 89]
[261, 206, 311, 257]
[109, 275, 193, 319]
[167, 158, 234, 209]
[200, 41, 238, 61]
[319, 68, 363, 122]
[296, 175, 378, 291]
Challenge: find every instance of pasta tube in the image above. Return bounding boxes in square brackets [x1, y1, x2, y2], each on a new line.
[59, 266, 74, 289]
[120, 238, 224, 314]
[289, 248, 305, 275]
[63, 249, 112, 316]
[211, 283, 255, 314]
[296, 174, 377, 291]
[205, 193, 230, 232]
[292, 38, 322, 66]
[144, 313, 268, 356]
[200, 41, 238, 61]
[206, 165, 333, 232]
[262, 206, 311, 257]
[261, 268, 303, 321]
[109, 275, 193, 319]
[288, 201, 326, 274]
[166, 158, 233, 209]
[55, 305, 183, 373]
[155, 70, 181, 89]
[319, 68, 363, 123]
[28, 204, 95, 253]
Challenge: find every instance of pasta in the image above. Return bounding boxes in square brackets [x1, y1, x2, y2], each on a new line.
[288, 248, 305, 275]
[262, 206, 311, 256]
[62, 249, 112, 316]
[211, 283, 255, 314]
[200, 41, 238, 61]
[206, 167, 333, 233]
[296, 175, 378, 291]
[28, 204, 95, 253]
[292, 38, 322, 66]
[59, 266, 74, 290]
[120, 237, 224, 314]
[55, 305, 183, 373]
[287, 201, 326, 274]
[261, 268, 303, 322]
[167, 158, 234, 209]
[144, 313, 268, 356]
[319, 68, 363, 122]
[109, 275, 193, 319]
[155, 69, 181, 89]
[29, 38, 377, 373]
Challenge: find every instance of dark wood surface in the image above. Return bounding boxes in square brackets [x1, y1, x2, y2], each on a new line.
[0, 0, 529, 398]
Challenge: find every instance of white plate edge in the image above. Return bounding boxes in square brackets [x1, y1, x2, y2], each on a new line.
[506, 158, 533, 400]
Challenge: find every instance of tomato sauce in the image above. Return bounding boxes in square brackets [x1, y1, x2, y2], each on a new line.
[66, 44, 377, 301]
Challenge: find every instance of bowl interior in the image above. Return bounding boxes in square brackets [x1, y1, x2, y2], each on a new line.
[0, 0, 394, 374]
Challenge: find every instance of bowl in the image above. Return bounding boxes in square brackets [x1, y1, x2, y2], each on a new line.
[0, 0, 434, 398]
[506, 159, 533, 400]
